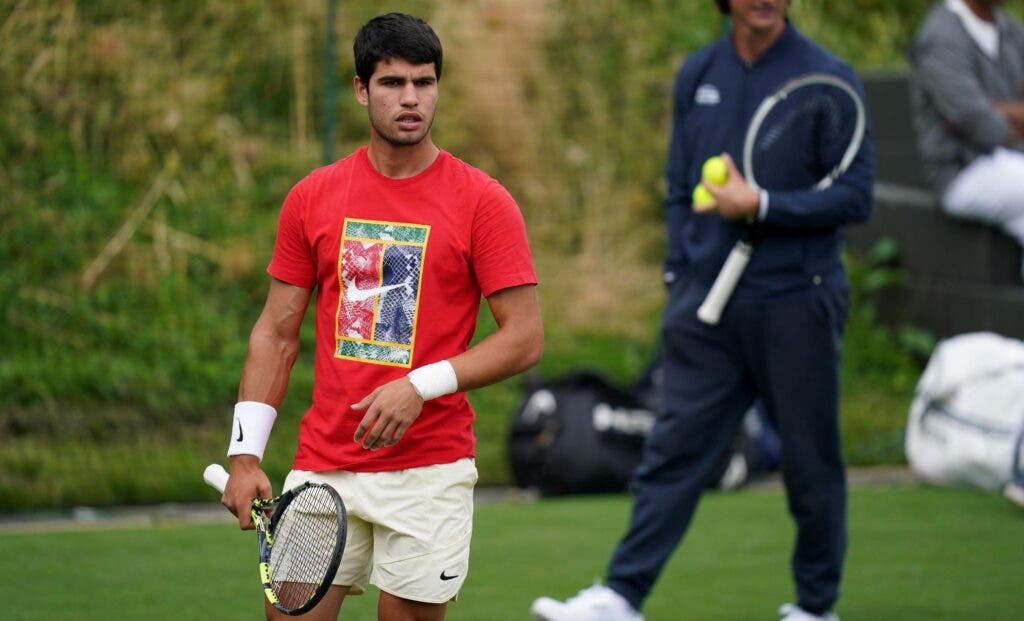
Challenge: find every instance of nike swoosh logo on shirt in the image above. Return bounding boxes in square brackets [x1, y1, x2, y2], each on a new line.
[343, 277, 411, 303]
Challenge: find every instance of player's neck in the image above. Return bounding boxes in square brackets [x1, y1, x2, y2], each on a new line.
[366, 138, 440, 179]
[963, 0, 995, 22]
[732, 20, 787, 64]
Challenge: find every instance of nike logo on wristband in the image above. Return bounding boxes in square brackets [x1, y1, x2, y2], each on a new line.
[236, 422, 244, 442]
[439, 571, 459, 581]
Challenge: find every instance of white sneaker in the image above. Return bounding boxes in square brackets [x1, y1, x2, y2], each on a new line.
[1004, 480, 1024, 509]
[531, 584, 643, 621]
[778, 603, 839, 621]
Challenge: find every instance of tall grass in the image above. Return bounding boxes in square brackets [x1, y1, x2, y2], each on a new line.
[5, 0, 1022, 509]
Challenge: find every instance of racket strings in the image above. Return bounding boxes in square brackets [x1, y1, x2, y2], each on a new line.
[750, 85, 859, 188]
[810, 91, 858, 174]
[756, 99, 804, 153]
[268, 486, 343, 609]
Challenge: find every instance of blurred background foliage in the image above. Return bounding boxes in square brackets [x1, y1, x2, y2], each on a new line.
[4, 0, 1021, 510]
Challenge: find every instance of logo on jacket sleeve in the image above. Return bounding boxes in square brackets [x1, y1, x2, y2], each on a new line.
[695, 83, 721, 106]
[336, 218, 429, 367]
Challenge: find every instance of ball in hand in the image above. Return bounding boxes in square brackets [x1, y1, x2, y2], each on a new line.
[701, 156, 728, 186]
[692, 183, 716, 212]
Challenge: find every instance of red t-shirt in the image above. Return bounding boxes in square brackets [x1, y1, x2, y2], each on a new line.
[268, 147, 537, 472]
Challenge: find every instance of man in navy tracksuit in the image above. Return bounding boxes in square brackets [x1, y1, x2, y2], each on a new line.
[531, 2, 874, 621]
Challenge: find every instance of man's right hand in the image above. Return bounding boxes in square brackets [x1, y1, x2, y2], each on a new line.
[704, 153, 760, 220]
[223, 455, 273, 530]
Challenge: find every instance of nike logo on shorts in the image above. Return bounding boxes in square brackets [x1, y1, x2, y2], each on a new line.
[439, 570, 459, 581]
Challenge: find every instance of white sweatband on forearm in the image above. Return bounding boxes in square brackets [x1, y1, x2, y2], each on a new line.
[407, 360, 458, 401]
[226, 401, 277, 461]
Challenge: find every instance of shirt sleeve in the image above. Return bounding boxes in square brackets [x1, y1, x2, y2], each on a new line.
[470, 181, 538, 298]
[664, 66, 696, 281]
[267, 182, 317, 289]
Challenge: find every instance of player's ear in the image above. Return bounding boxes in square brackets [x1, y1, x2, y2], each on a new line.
[354, 76, 369, 107]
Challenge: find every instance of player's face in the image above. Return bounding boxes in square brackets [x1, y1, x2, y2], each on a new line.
[356, 58, 438, 148]
[728, 0, 789, 35]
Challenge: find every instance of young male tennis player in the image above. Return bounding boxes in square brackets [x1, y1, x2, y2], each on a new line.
[219, 13, 543, 621]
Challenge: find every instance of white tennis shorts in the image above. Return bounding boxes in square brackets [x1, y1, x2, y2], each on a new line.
[282, 458, 477, 604]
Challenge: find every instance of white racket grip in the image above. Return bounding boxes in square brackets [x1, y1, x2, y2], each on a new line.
[697, 240, 753, 325]
[204, 463, 229, 494]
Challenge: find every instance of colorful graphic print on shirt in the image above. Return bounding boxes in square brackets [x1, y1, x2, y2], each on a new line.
[336, 218, 429, 367]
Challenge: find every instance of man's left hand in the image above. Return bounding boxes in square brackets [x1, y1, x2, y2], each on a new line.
[351, 378, 425, 450]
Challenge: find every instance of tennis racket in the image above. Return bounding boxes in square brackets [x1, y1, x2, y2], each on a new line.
[204, 464, 347, 616]
[696, 73, 866, 325]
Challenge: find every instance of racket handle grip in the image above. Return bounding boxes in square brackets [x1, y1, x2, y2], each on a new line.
[204, 463, 229, 493]
[697, 240, 753, 325]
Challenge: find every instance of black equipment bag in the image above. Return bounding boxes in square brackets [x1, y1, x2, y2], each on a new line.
[508, 365, 782, 496]
[507, 371, 655, 496]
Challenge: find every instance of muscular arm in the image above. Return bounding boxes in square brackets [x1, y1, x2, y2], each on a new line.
[450, 284, 544, 389]
[352, 283, 543, 450]
[224, 278, 313, 529]
[237, 279, 312, 406]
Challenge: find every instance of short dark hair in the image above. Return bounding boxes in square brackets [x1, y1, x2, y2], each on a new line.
[716, 1, 791, 16]
[353, 13, 443, 85]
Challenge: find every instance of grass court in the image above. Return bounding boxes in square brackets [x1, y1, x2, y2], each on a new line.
[2, 483, 1021, 620]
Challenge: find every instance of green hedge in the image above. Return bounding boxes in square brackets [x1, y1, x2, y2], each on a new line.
[6, 0, 1019, 509]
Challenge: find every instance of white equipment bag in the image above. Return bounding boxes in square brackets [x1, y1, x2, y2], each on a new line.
[905, 332, 1024, 491]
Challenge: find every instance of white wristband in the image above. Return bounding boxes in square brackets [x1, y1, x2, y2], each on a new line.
[407, 360, 458, 401]
[227, 401, 277, 462]
[757, 189, 769, 221]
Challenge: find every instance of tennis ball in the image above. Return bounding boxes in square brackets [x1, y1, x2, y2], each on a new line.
[692, 183, 716, 212]
[702, 156, 728, 186]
